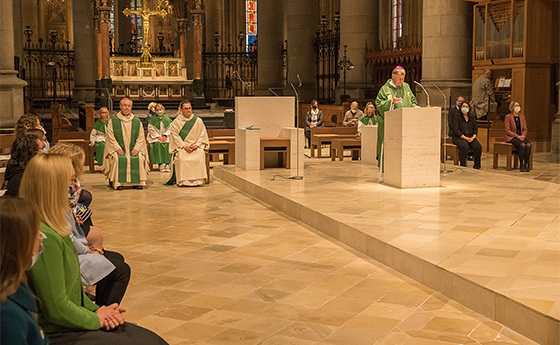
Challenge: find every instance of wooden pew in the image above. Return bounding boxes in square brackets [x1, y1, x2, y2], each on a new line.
[310, 127, 358, 158]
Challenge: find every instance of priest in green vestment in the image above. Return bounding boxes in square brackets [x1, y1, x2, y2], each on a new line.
[147, 103, 173, 172]
[103, 98, 150, 190]
[375, 66, 418, 169]
[89, 107, 110, 166]
[166, 101, 209, 187]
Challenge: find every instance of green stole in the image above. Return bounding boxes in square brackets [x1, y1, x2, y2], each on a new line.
[112, 116, 141, 183]
[93, 120, 108, 166]
[93, 119, 108, 133]
[359, 115, 377, 126]
[148, 115, 173, 129]
[165, 115, 198, 186]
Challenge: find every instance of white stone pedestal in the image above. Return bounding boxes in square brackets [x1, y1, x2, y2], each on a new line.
[236, 128, 261, 170]
[361, 125, 378, 165]
[384, 107, 441, 188]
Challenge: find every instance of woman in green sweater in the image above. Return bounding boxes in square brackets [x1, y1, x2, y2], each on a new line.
[20, 153, 168, 344]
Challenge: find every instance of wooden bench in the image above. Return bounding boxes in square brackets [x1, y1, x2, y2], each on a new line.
[208, 140, 235, 165]
[310, 127, 358, 158]
[331, 138, 361, 161]
[441, 143, 460, 165]
[208, 129, 235, 141]
[493, 142, 533, 171]
[260, 137, 290, 170]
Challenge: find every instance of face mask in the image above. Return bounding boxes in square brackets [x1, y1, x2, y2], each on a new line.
[514, 106, 521, 113]
[312, 105, 317, 110]
[461, 107, 469, 114]
[43, 140, 50, 153]
[156, 110, 164, 117]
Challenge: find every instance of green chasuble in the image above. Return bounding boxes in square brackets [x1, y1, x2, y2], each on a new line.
[93, 119, 108, 166]
[165, 115, 198, 185]
[148, 115, 173, 165]
[358, 114, 379, 126]
[112, 116, 142, 183]
[375, 79, 418, 168]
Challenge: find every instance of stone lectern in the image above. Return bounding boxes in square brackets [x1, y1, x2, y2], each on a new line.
[383, 107, 441, 188]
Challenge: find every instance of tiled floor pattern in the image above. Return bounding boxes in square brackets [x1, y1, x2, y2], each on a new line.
[82, 171, 539, 345]
[260, 148, 560, 322]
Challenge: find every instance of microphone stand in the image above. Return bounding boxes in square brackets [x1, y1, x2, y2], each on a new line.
[290, 83, 303, 180]
[431, 84, 453, 173]
[414, 81, 430, 107]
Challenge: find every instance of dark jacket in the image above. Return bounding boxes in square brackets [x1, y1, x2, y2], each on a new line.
[305, 110, 324, 129]
[452, 113, 478, 138]
[448, 106, 460, 136]
[3, 164, 25, 197]
[1, 284, 49, 345]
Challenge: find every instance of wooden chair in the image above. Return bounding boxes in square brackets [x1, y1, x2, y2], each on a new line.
[493, 142, 533, 171]
[330, 138, 361, 161]
[441, 137, 460, 165]
[260, 138, 290, 170]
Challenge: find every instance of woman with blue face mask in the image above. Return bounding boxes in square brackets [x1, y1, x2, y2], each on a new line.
[0, 197, 49, 345]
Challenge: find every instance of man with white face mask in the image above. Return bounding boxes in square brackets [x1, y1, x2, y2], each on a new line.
[448, 96, 464, 136]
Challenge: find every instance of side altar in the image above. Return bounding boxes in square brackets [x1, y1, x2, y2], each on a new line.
[110, 56, 192, 101]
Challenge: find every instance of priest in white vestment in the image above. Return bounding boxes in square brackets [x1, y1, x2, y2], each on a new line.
[103, 98, 150, 190]
[166, 101, 209, 187]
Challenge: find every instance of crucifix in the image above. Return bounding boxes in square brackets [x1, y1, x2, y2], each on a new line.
[123, 0, 172, 66]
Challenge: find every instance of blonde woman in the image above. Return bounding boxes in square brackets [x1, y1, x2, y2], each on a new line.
[0, 197, 48, 345]
[357, 102, 380, 133]
[20, 154, 168, 344]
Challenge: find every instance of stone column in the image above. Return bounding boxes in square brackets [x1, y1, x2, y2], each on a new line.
[421, 0, 473, 135]
[551, 81, 560, 163]
[255, 0, 285, 96]
[0, 0, 27, 128]
[421, 1, 472, 96]
[338, 0, 376, 101]
[73, 0, 97, 103]
[178, 18, 188, 68]
[191, 0, 205, 106]
[286, 0, 318, 102]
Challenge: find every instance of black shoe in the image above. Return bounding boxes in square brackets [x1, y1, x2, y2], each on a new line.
[133, 185, 143, 190]
[115, 186, 123, 190]
[473, 165, 481, 170]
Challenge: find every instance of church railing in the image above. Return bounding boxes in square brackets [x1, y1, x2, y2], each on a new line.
[23, 30, 75, 105]
[202, 45, 258, 101]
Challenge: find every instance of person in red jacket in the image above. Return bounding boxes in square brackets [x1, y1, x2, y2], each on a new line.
[504, 101, 531, 172]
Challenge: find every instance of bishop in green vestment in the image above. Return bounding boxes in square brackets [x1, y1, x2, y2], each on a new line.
[103, 98, 150, 189]
[89, 107, 110, 166]
[375, 66, 418, 168]
[166, 101, 209, 187]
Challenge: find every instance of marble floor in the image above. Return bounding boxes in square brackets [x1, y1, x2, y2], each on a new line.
[82, 163, 548, 345]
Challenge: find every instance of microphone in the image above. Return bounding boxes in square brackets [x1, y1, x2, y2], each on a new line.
[297, 74, 302, 87]
[414, 81, 430, 107]
[432, 84, 447, 109]
[233, 71, 250, 87]
[268, 88, 279, 97]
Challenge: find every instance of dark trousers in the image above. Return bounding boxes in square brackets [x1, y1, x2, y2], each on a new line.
[452, 136, 482, 168]
[508, 137, 531, 167]
[95, 251, 130, 306]
[48, 322, 168, 345]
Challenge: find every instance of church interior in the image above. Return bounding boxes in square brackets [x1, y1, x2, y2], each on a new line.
[1, 0, 560, 344]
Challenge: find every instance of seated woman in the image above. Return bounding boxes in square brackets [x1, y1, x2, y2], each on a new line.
[305, 99, 324, 148]
[20, 154, 168, 344]
[2, 132, 41, 196]
[50, 143, 131, 306]
[505, 101, 531, 172]
[452, 101, 482, 169]
[15, 113, 50, 151]
[357, 102, 380, 133]
[0, 197, 48, 345]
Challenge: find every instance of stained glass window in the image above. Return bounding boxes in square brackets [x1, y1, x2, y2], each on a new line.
[246, 0, 257, 52]
[130, 0, 143, 48]
[391, 0, 402, 49]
